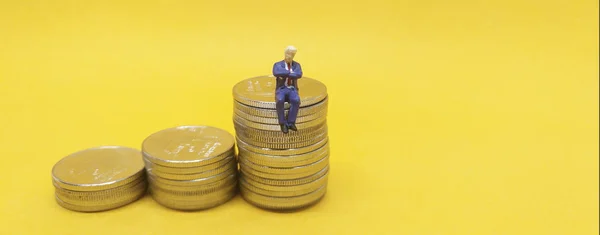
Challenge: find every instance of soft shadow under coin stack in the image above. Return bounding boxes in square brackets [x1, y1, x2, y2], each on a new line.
[51, 146, 147, 212]
[232, 75, 330, 211]
[141, 126, 238, 211]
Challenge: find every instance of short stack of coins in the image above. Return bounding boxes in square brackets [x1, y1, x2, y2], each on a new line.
[51, 146, 147, 212]
[141, 125, 238, 211]
[232, 75, 330, 210]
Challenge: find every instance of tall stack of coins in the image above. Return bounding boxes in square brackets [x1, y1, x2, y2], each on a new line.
[51, 146, 147, 212]
[141, 125, 238, 211]
[232, 75, 330, 210]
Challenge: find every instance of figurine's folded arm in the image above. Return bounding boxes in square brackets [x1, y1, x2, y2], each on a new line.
[289, 63, 303, 79]
[273, 63, 290, 78]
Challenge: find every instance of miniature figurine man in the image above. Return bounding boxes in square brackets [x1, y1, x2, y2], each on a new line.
[272, 45, 303, 134]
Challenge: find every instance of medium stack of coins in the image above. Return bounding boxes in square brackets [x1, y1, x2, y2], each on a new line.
[232, 75, 330, 210]
[51, 146, 147, 212]
[141, 125, 238, 211]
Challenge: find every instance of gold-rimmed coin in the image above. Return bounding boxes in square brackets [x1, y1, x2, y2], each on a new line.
[147, 166, 237, 187]
[236, 130, 328, 149]
[148, 157, 237, 181]
[51, 146, 146, 192]
[239, 141, 329, 167]
[239, 156, 329, 180]
[142, 126, 235, 168]
[149, 173, 237, 193]
[240, 172, 328, 197]
[54, 188, 147, 213]
[233, 98, 328, 118]
[151, 186, 237, 211]
[53, 174, 146, 198]
[240, 165, 329, 186]
[150, 181, 237, 201]
[142, 155, 231, 175]
[234, 122, 328, 144]
[232, 75, 327, 109]
[234, 106, 327, 125]
[236, 137, 329, 156]
[240, 183, 327, 211]
[233, 114, 326, 132]
[56, 180, 147, 207]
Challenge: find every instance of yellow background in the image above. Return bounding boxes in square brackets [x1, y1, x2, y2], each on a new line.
[0, 0, 598, 234]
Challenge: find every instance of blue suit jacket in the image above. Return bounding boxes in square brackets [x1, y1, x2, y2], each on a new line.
[272, 60, 303, 90]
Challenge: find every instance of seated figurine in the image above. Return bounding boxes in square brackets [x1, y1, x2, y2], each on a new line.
[272, 45, 303, 134]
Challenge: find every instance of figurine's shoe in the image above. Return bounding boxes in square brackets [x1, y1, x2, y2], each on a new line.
[280, 124, 289, 134]
[288, 123, 298, 131]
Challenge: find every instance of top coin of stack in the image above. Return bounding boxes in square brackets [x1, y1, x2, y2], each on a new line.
[51, 146, 148, 212]
[232, 75, 330, 211]
[141, 125, 238, 211]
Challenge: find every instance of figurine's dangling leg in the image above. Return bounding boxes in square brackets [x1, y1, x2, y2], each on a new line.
[275, 88, 289, 134]
[287, 89, 301, 131]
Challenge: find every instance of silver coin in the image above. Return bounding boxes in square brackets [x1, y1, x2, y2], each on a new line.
[236, 137, 329, 156]
[240, 183, 327, 211]
[54, 182, 147, 212]
[147, 166, 237, 187]
[233, 98, 328, 118]
[239, 164, 329, 186]
[239, 141, 329, 167]
[236, 131, 327, 150]
[56, 180, 147, 207]
[142, 126, 235, 168]
[142, 153, 234, 174]
[146, 156, 237, 181]
[53, 174, 146, 198]
[240, 172, 328, 197]
[150, 173, 236, 193]
[239, 144, 329, 168]
[151, 187, 237, 211]
[234, 122, 328, 144]
[239, 157, 328, 180]
[150, 180, 236, 199]
[51, 146, 145, 192]
[233, 114, 326, 132]
[234, 107, 327, 125]
[232, 75, 327, 109]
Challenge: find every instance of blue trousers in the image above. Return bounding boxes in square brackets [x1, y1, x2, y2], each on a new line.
[275, 86, 300, 125]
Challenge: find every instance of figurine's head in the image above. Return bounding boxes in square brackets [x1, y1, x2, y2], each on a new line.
[284, 45, 297, 63]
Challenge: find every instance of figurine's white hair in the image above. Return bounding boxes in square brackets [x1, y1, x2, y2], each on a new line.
[285, 45, 297, 53]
